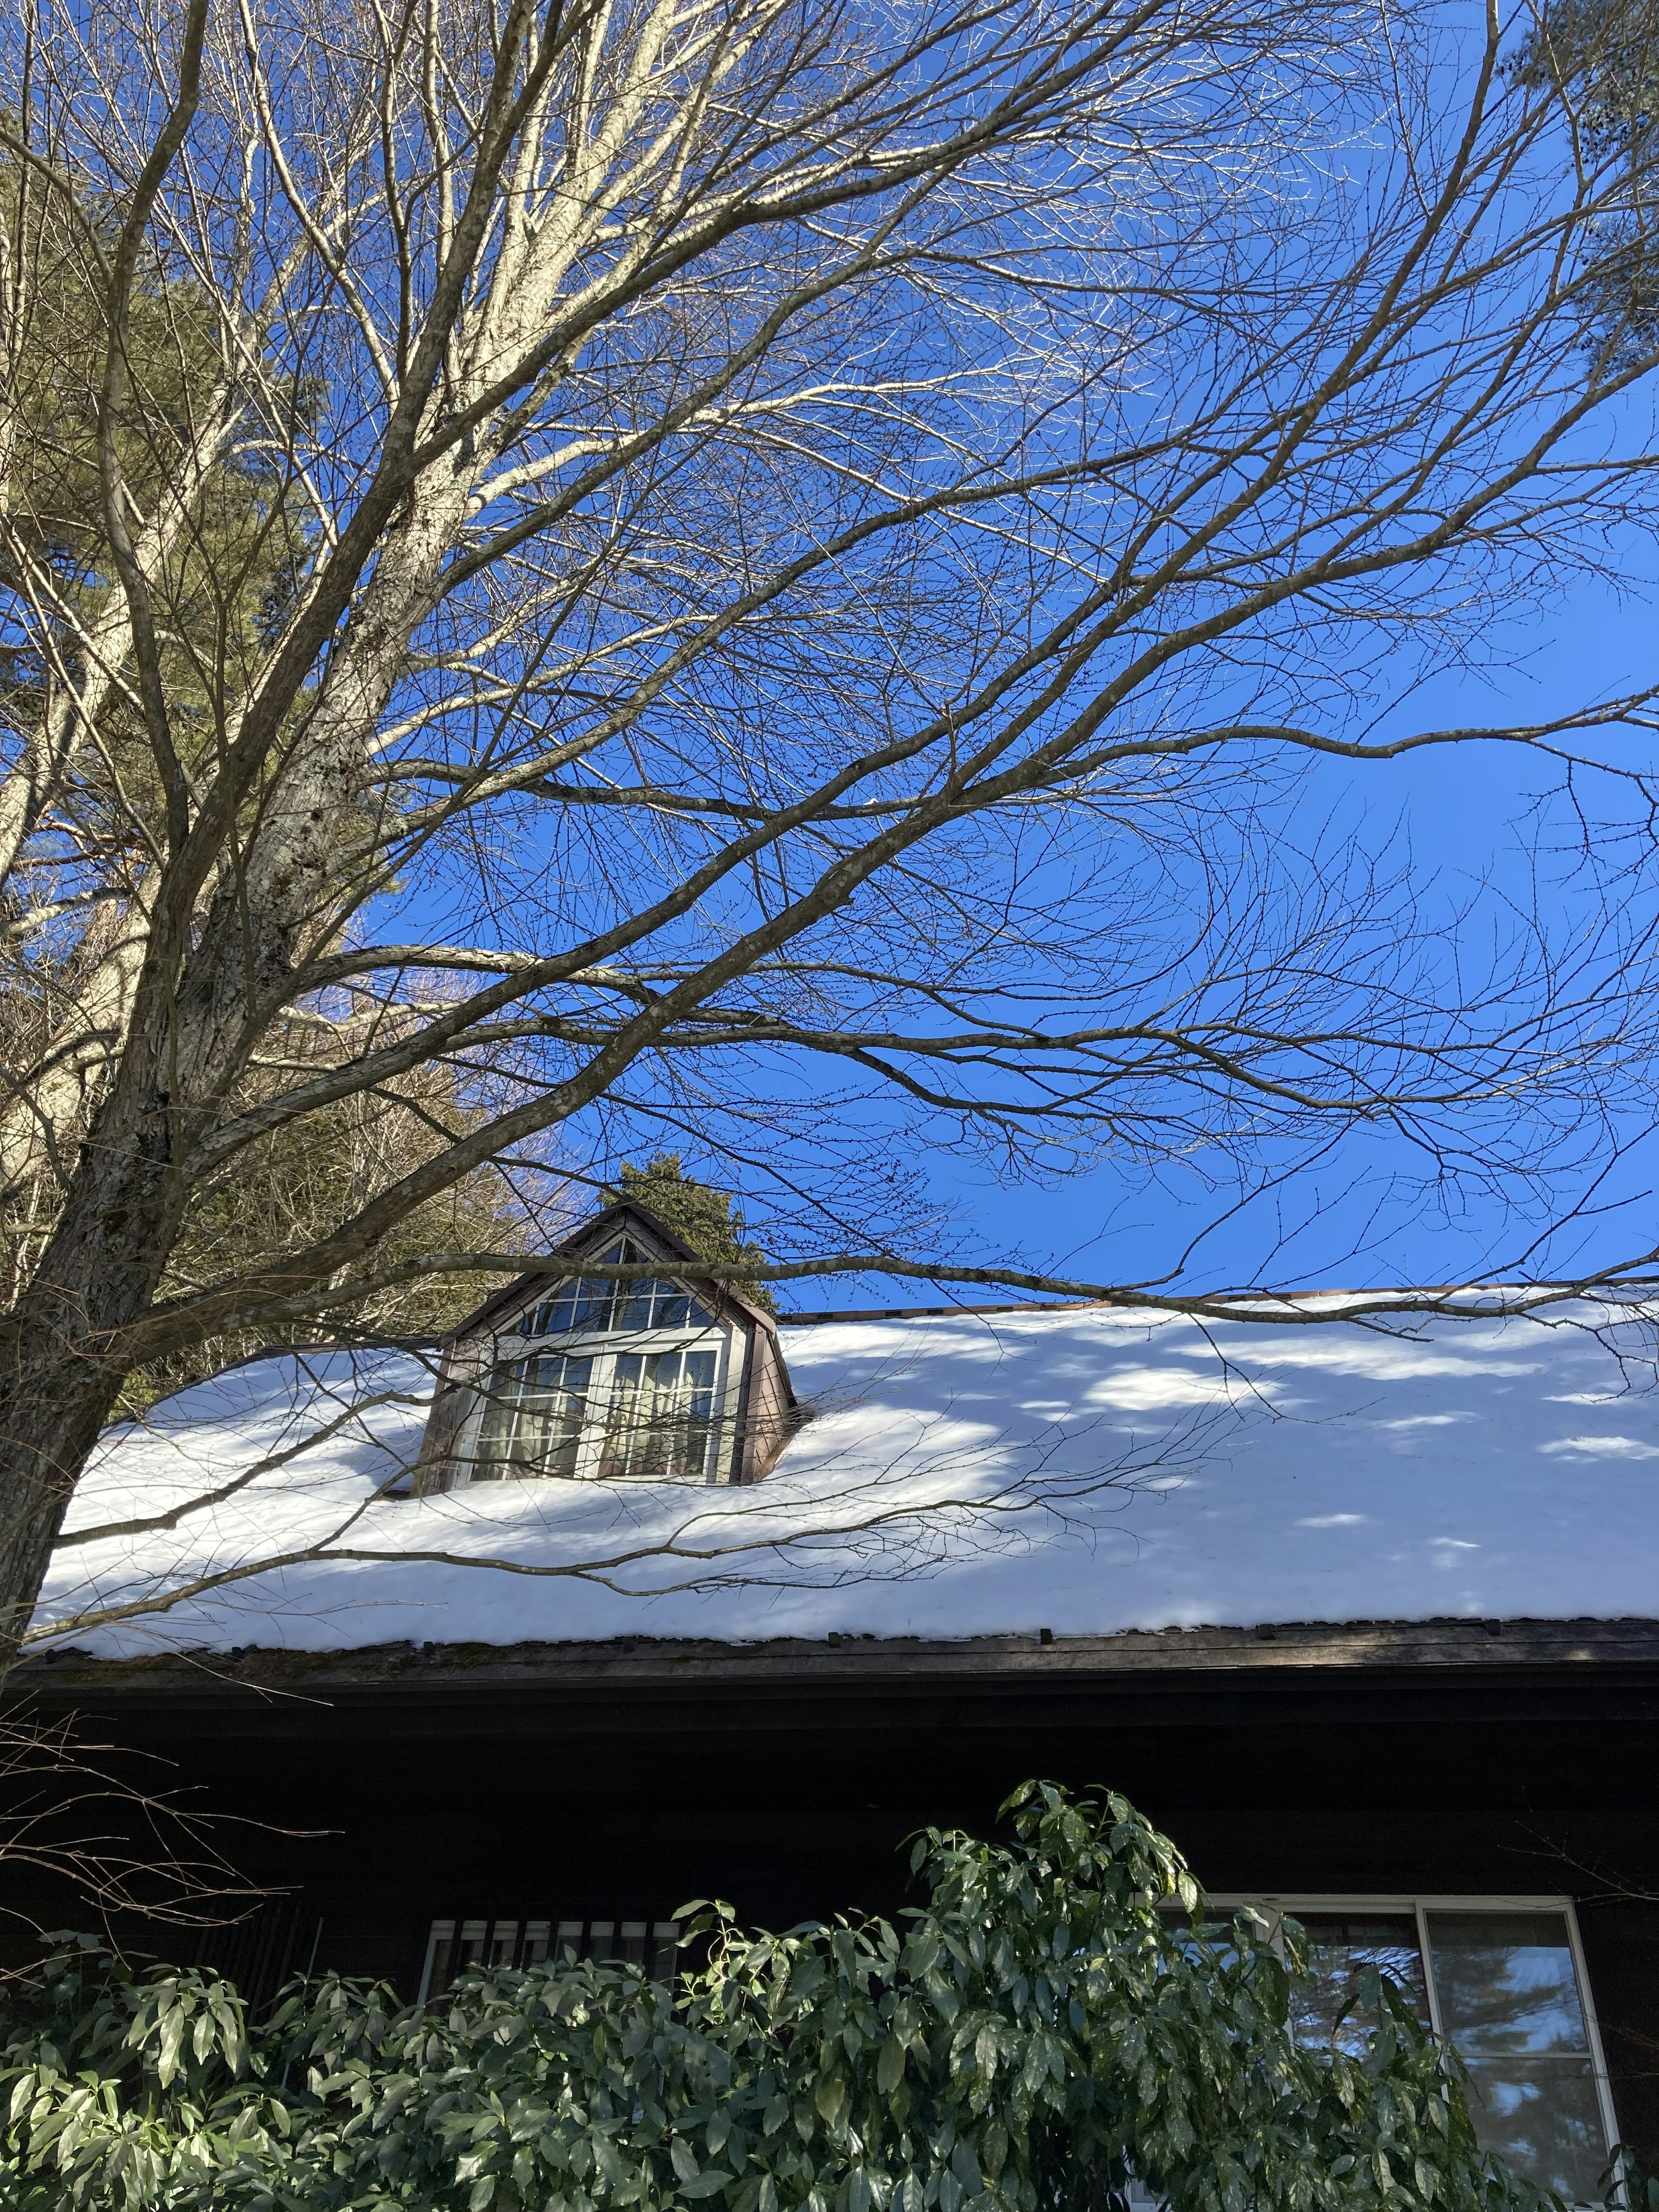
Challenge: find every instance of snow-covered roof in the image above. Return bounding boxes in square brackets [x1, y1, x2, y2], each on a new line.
[32, 1297, 1659, 1659]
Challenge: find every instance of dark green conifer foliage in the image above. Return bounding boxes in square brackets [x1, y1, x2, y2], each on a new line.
[1510, 0, 1659, 362]
[609, 1154, 775, 1310]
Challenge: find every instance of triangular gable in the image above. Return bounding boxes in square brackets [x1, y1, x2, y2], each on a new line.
[440, 1200, 781, 1349]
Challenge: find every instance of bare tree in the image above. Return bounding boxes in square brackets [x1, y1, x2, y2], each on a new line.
[0, 0, 1658, 1670]
[0, 1707, 278, 1970]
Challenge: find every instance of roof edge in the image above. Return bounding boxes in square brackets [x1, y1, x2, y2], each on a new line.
[16, 1616, 1659, 1704]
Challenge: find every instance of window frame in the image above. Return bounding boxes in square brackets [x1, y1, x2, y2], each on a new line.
[459, 1247, 744, 1487]
[1205, 1891, 1618, 2171]
[416, 1915, 684, 2002]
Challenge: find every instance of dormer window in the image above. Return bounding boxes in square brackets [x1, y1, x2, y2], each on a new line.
[474, 1352, 593, 1481]
[515, 1245, 717, 1339]
[414, 1215, 795, 1492]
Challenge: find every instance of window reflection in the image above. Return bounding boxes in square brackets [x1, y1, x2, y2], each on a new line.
[1289, 1913, 1430, 2056]
[1161, 1906, 1607, 2205]
[1425, 1913, 1606, 2201]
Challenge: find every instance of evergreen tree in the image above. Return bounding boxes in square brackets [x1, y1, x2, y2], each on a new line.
[1510, 0, 1659, 364]
[608, 1154, 775, 1310]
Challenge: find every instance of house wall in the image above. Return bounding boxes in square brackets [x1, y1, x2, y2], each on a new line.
[10, 1633, 1659, 2160]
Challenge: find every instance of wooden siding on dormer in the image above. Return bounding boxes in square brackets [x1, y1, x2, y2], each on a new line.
[735, 1318, 798, 1483]
[412, 1348, 476, 1495]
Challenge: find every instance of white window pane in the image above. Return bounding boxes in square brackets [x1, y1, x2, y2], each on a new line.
[1289, 1913, 1430, 2056]
[1426, 1913, 1605, 2199]
[1427, 1913, 1590, 2054]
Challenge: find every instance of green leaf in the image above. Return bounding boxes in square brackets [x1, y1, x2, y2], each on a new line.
[814, 2075, 847, 2128]
[156, 2007, 186, 2088]
[877, 2037, 906, 2096]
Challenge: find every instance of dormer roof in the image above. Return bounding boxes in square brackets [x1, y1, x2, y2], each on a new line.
[441, 1199, 783, 1350]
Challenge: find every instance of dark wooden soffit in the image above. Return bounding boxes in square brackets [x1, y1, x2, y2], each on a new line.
[12, 1616, 1659, 1713]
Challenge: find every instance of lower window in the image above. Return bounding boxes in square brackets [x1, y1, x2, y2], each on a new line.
[598, 1349, 718, 1479]
[469, 1344, 722, 1482]
[1229, 1897, 1614, 2201]
[418, 1914, 683, 2002]
[473, 1355, 592, 1479]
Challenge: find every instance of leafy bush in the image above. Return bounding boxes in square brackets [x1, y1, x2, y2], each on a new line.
[1, 1783, 1568, 2212]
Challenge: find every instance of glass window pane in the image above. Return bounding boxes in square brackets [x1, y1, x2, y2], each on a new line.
[1426, 1913, 1590, 2055]
[594, 1241, 637, 1329]
[1289, 1913, 1430, 2056]
[474, 1368, 521, 1476]
[684, 1348, 716, 1416]
[614, 1277, 662, 1331]
[1425, 1913, 1605, 2199]
[569, 1278, 616, 1332]
[1457, 2059, 1607, 2199]
[650, 1923, 683, 1980]
[476, 1355, 591, 1478]
[585, 1920, 616, 1959]
[599, 1347, 716, 1480]
[531, 1354, 592, 1476]
[1159, 1910, 1249, 1980]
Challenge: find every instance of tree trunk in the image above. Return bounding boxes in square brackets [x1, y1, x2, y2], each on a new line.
[0, 1074, 185, 1675]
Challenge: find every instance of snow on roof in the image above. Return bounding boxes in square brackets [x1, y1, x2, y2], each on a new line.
[31, 1297, 1659, 1658]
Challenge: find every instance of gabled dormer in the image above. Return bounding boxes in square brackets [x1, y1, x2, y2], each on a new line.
[412, 1201, 795, 1492]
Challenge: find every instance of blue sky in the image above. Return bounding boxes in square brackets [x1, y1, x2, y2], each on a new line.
[915, 555, 1659, 1306]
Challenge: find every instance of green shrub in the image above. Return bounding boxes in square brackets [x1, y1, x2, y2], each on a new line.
[0, 1783, 1569, 2212]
